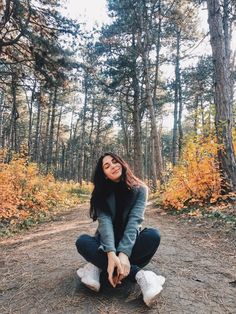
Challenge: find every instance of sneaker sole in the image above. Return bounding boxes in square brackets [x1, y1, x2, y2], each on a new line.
[82, 282, 100, 292]
[81, 278, 100, 292]
[144, 286, 163, 307]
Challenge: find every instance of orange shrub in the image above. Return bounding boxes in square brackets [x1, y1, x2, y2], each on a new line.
[162, 135, 222, 209]
[0, 152, 86, 225]
[233, 129, 236, 153]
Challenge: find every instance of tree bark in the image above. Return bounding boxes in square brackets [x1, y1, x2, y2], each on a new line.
[222, 0, 231, 61]
[207, 0, 236, 190]
[33, 89, 42, 163]
[55, 103, 63, 175]
[61, 142, 65, 179]
[47, 86, 57, 173]
[144, 59, 163, 181]
[10, 73, 19, 152]
[41, 93, 52, 164]
[131, 34, 144, 179]
[150, 128, 158, 190]
[193, 95, 199, 135]
[153, 0, 162, 103]
[136, 1, 163, 182]
[141, 37, 163, 180]
[172, 29, 181, 165]
[172, 81, 179, 165]
[178, 64, 183, 155]
[0, 91, 4, 148]
[77, 73, 88, 184]
[222, 0, 234, 107]
[132, 103, 143, 179]
[25, 80, 36, 159]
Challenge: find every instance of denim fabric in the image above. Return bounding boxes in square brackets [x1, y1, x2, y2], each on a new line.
[75, 227, 161, 282]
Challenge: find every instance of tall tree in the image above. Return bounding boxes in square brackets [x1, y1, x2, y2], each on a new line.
[181, 56, 214, 135]
[97, 2, 145, 179]
[207, 0, 236, 189]
[136, 0, 163, 182]
[163, 0, 199, 165]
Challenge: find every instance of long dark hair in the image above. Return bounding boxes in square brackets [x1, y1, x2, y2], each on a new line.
[90, 152, 143, 221]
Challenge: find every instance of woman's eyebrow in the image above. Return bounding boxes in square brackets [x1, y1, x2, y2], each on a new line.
[103, 158, 116, 167]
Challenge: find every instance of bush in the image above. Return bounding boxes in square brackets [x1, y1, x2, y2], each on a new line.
[0, 151, 86, 226]
[162, 135, 222, 209]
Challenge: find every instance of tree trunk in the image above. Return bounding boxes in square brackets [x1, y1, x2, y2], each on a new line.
[153, 0, 162, 103]
[150, 128, 158, 191]
[222, 0, 231, 61]
[26, 80, 36, 159]
[41, 94, 52, 164]
[131, 35, 144, 179]
[33, 89, 41, 163]
[61, 142, 65, 179]
[200, 96, 206, 135]
[77, 73, 88, 184]
[207, 0, 236, 190]
[119, 101, 130, 160]
[68, 109, 76, 180]
[0, 91, 4, 148]
[87, 101, 95, 181]
[177, 55, 183, 155]
[141, 44, 163, 181]
[55, 103, 63, 173]
[172, 29, 182, 165]
[172, 79, 179, 165]
[88, 102, 104, 179]
[138, 2, 163, 182]
[222, 0, 234, 106]
[193, 95, 199, 135]
[10, 73, 19, 152]
[143, 118, 148, 180]
[47, 86, 57, 173]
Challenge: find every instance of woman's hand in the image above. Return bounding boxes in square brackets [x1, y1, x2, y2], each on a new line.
[118, 252, 130, 281]
[107, 251, 123, 287]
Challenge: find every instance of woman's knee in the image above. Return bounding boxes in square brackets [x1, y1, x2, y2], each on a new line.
[144, 228, 161, 248]
[75, 234, 90, 253]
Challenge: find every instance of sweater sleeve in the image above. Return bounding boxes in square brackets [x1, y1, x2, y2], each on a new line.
[117, 185, 148, 257]
[97, 210, 116, 253]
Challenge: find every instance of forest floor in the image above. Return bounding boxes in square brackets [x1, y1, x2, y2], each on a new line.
[0, 202, 236, 314]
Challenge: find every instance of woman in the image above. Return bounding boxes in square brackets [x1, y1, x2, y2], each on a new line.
[75, 153, 165, 307]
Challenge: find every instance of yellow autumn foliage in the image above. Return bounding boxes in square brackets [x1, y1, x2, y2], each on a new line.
[162, 135, 222, 209]
[233, 129, 236, 153]
[0, 151, 92, 225]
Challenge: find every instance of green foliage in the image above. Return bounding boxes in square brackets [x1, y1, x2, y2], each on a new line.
[1, 0, 80, 87]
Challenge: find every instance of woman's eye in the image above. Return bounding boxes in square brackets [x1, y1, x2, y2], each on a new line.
[112, 159, 117, 164]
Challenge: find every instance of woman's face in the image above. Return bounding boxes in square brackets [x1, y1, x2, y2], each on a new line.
[102, 155, 122, 182]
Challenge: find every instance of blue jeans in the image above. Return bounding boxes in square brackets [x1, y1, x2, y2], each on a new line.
[75, 227, 161, 282]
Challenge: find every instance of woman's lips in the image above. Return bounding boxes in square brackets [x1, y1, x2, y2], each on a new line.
[112, 168, 120, 174]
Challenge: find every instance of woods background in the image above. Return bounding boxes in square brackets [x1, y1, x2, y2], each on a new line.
[0, 0, 236, 226]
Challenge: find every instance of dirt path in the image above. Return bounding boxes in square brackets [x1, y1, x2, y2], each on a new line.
[1, 204, 236, 314]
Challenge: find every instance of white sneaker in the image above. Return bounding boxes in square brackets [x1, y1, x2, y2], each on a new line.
[135, 270, 165, 307]
[76, 263, 101, 292]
